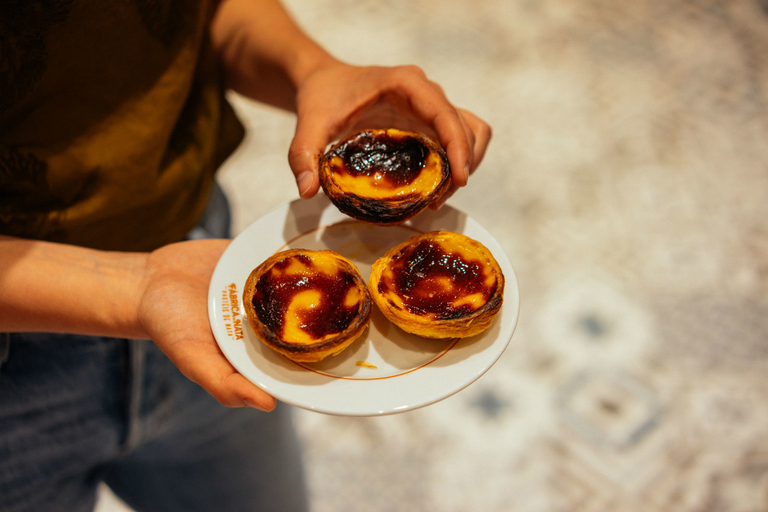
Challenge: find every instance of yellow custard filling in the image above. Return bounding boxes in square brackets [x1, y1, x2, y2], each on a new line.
[327, 151, 444, 199]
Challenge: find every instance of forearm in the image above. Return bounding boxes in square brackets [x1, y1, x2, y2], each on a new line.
[211, 0, 337, 111]
[0, 235, 148, 338]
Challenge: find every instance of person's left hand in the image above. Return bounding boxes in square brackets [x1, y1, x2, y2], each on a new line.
[286, 61, 492, 206]
[137, 239, 277, 411]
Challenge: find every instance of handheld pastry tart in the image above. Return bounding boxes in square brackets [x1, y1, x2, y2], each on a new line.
[319, 129, 452, 224]
[369, 231, 504, 339]
[243, 249, 371, 362]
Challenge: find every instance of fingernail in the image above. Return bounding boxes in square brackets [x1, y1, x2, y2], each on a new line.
[462, 164, 470, 184]
[244, 399, 263, 411]
[297, 171, 313, 197]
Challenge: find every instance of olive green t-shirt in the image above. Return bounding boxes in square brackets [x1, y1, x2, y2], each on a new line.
[0, 0, 245, 251]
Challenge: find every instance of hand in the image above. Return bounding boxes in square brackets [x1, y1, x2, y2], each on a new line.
[138, 239, 276, 411]
[287, 61, 492, 202]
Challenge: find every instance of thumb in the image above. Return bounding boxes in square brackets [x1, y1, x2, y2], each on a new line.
[288, 118, 330, 199]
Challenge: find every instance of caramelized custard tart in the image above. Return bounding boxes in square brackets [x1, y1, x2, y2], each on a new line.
[244, 249, 371, 362]
[369, 231, 504, 339]
[319, 129, 451, 224]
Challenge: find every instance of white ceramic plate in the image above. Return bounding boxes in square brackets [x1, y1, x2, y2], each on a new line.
[208, 195, 520, 416]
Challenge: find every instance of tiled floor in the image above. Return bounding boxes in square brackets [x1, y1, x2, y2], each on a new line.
[98, 0, 768, 510]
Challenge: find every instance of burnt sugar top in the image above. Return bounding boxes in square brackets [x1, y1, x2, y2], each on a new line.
[328, 129, 429, 188]
[250, 252, 365, 344]
[376, 235, 499, 320]
[319, 129, 452, 224]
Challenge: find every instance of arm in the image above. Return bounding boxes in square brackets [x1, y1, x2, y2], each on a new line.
[0, 235, 276, 411]
[211, 0, 333, 112]
[211, 0, 492, 200]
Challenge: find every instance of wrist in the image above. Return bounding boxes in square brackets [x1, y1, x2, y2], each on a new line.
[100, 250, 151, 339]
[285, 43, 338, 91]
[0, 236, 150, 339]
[212, 0, 339, 110]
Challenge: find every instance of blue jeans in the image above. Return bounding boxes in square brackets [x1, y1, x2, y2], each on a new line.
[0, 185, 308, 512]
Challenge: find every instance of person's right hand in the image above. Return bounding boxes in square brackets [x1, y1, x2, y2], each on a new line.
[286, 61, 492, 202]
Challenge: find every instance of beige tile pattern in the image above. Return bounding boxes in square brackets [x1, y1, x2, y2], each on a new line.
[99, 0, 768, 510]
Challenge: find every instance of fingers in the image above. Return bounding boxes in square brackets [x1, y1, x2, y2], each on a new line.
[428, 110, 491, 211]
[386, 71, 472, 185]
[287, 134, 322, 199]
[150, 330, 278, 412]
[173, 340, 277, 411]
[219, 372, 277, 412]
[459, 108, 493, 174]
[433, 110, 472, 187]
[192, 359, 277, 411]
[382, 67, 493, 189]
